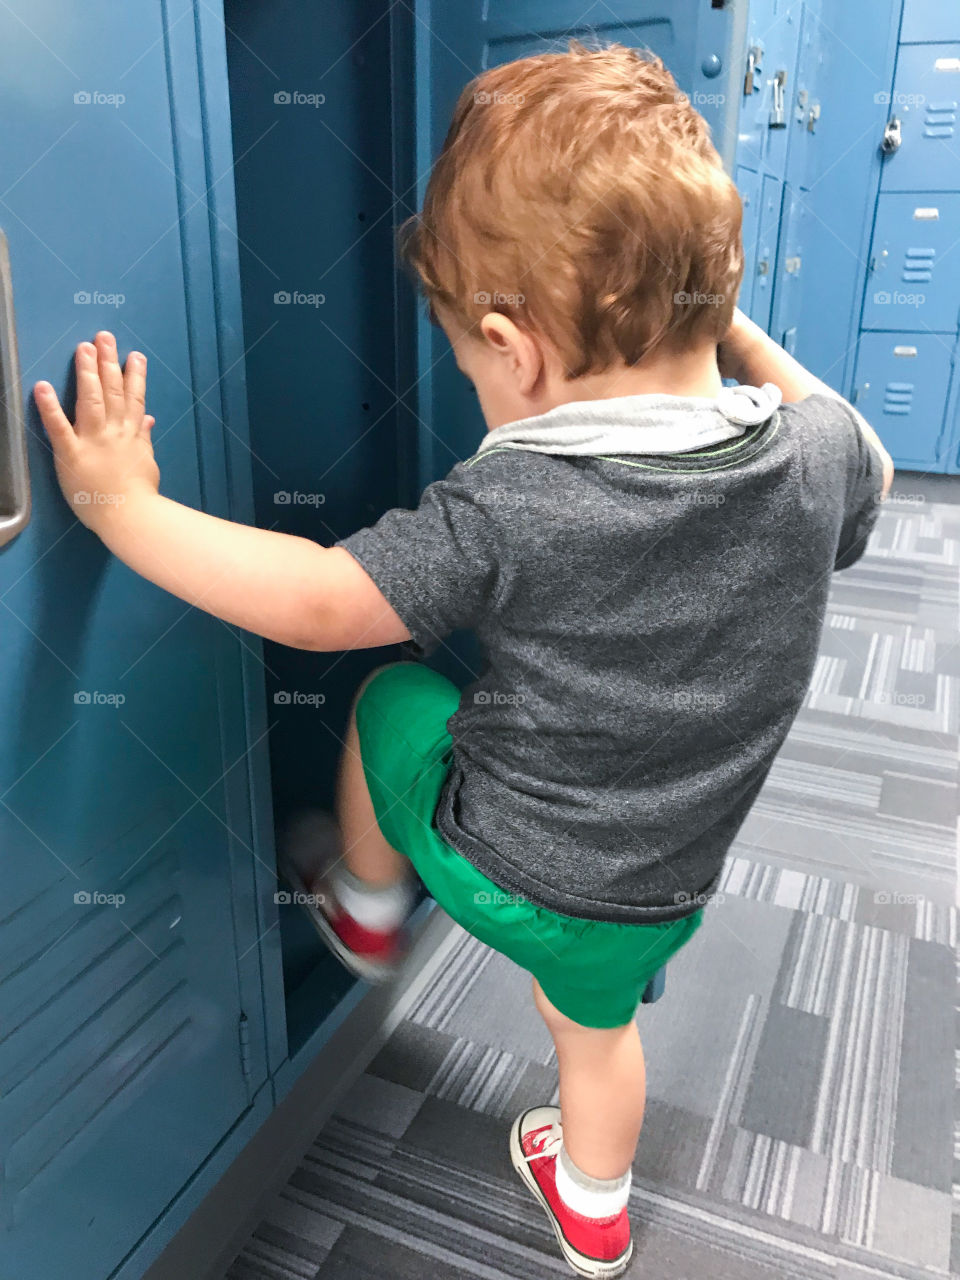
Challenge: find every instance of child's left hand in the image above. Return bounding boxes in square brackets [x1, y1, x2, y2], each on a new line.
[34, 331, 160, 530]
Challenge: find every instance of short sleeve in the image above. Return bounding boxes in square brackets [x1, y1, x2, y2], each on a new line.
[335, 461, 504, 657]
[832, 400, 886, 571]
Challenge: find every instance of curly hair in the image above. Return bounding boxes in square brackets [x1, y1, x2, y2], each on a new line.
[398, 40, 744, 378]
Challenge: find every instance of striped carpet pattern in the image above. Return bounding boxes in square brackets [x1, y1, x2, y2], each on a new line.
[224, 490, 959, 1279]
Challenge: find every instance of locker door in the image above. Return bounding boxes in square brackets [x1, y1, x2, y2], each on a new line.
[759, 0, 802, 176]
[414, 0, 741, 480]
[852, 334, 954, 469]
[786, 0, 825, 192]
[735, 166, 763, 318]
[880, 44, 960, 192]
[900, 0, 960, 43]
[738, 0, 774, 170]
[770, 184, 807, 352]
[737, 0, 802, 174]
[0, 4, 256, 1278]
[863, 193, 960, 332]
[751, 174, 784, 331]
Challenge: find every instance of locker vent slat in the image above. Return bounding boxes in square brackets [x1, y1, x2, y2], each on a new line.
[923, 102, 957, 138]
[902, 246, 935, 283]
[0, 837, 191, 1218]
[883, 380, 914, 415]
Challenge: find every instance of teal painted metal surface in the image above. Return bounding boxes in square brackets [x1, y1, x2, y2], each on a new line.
[852, 333, 955, 470]
[881, 43, 960, 193]
[0, 2, 269, 1277]
[900, 0, 960, 43]
[863, 194, 960, 334]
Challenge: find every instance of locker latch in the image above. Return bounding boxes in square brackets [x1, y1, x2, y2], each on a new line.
[870, 247, 889, 273]
[744, 45, 763, 96]
[785, 255, 802, 274]
[807, 102, 821, 133]
[881, 116, 902, 154]
[769, 70, 788, 128]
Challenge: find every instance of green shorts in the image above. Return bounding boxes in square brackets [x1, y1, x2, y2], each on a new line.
[355, 662, 704, 1029]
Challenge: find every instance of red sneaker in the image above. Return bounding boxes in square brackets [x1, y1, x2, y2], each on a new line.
[277, 828, 410, 983]
[510, 1106, 633, 1278]
[308, 870, 410, 982]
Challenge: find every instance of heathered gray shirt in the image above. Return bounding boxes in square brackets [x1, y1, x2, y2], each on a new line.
[337, 386, 885, 924]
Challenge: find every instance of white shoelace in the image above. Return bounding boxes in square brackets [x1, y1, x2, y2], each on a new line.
[522, 1123, 563, 1162]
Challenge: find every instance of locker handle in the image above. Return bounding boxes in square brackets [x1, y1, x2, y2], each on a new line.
[881, 116, 901, 154]
[744, 46, 762, 96]
[0, 231, 29, 548]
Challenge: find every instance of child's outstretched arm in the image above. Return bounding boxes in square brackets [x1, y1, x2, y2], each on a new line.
[33, 333, 411, 652]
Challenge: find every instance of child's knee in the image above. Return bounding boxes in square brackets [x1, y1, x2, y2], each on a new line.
[352, 660, 417, 709]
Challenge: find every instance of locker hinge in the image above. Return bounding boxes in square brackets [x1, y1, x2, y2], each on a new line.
[238, 1012, 253, 1080]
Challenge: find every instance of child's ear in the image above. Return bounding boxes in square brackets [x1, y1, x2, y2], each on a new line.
[482, 315, 543, 389]
[478, 313, 516, 353]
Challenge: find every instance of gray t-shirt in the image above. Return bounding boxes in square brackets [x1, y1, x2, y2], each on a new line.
[337, 389, 884, 924]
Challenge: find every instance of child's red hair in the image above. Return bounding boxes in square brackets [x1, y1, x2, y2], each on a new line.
[400, 40, 744, 377]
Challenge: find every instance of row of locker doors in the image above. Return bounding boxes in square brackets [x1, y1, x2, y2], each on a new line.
[738, 167, 958, 471]
[735, 1, 960, 474]
[857, 14, 960, 471]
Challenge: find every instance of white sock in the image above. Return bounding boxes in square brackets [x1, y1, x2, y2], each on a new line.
[328, 864, 415, 931]
[554, 1142, 631, 1218]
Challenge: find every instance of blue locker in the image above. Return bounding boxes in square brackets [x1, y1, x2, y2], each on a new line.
[0, 4, 272, 1278]
[762, 0, 802, 175]
[852, 334, 955, 469]
[863, 193, 960, 332]
[737, 0, 802, 175]
[785, 0, 825, 191]
[220, 0, 420, 1068]
[880, 44, 960, 192]
[900, 0, 960, 43]
[735, 166, 763, 317]
[763, 0, 901, 388]
[737, 0, 769, 171]
[770, 184, 807, 353]
[751, 174, 784, 331]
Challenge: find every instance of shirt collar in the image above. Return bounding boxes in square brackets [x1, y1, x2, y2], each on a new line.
[473, 382, 783, 457]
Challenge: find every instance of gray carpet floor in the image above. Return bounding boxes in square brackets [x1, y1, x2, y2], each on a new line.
[224, 482, 959, 1280]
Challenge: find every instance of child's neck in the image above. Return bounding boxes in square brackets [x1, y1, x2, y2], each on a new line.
[548, 340, 724, 409]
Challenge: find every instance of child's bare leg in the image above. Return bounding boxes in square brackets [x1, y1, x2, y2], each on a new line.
[532, 976, 645, 1179]
[332, 666, 411, 888]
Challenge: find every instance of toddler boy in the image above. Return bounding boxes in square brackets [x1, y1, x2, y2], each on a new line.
[35, 41, 892, 1279]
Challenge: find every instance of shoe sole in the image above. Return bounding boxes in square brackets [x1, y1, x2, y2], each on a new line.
[509, 1113, 634, 1278]
[276, 854, 401, 985]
